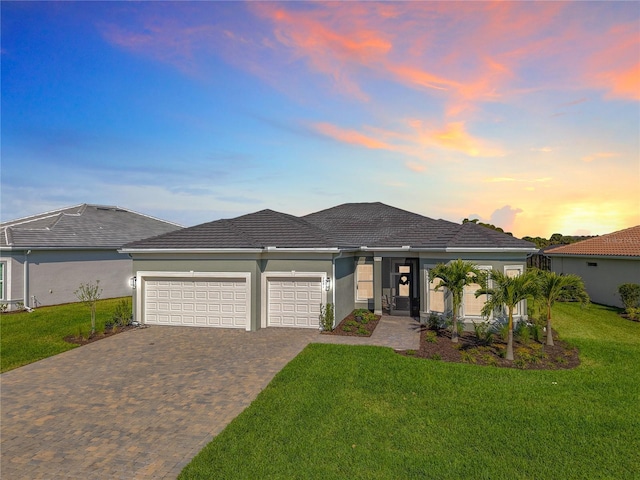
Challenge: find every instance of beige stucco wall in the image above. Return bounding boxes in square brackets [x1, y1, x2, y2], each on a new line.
[551, 256, 640, 308]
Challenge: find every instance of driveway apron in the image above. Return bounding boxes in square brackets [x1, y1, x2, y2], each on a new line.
[1, 316, 419, 479]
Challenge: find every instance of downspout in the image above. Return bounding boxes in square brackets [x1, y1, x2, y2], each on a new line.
[23, 250, 33, 312]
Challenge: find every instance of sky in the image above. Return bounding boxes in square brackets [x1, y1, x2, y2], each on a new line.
[1, 1, 639, 238]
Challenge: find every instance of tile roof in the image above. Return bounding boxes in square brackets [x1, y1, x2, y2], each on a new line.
[1, 204, 183, 249]
[124, 202, 536, 251]
[545, 225, 640, 257]
[126, 209, 338, 249]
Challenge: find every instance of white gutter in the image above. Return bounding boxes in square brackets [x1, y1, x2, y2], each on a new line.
[359, 246, 538, 253]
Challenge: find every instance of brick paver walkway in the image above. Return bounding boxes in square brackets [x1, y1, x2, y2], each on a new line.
[1, 316, 419, 479]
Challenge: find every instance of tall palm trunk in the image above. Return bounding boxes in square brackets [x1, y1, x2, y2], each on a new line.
[451, 296, 460, 343]
[546, 303, 554, 346]
[506, 308, 514, 361]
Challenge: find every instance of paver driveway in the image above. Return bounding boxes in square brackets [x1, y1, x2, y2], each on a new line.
[1, 317, 420, 479]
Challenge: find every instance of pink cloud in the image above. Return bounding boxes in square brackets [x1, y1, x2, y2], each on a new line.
[312, 122, 391, 150]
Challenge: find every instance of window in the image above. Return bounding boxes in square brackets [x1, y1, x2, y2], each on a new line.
[587, 262, 598, 267]
[505, 265, 524, 316]
[463, 267, 491, 317]
[356, 264, 373, 301]
[428, 275, 445, 313]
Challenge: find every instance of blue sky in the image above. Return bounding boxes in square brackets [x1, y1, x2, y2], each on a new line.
[2, 1, 638, 237]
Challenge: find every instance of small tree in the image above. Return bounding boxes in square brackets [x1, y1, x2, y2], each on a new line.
[618, 283, 640, 311]
[75, 280, 103, 335]
[534, 270, 589, 346]
[429, 259, 481, 343]
[476, 270, 538, 361]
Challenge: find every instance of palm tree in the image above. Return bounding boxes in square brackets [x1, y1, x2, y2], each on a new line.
[476, 270, 538, 361]
[533, 270, 589, 346]
[429, 259, 481, 343]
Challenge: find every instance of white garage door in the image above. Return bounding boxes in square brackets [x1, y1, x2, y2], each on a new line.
[268, 278, 323, 328]
[144, 277, 249, 328]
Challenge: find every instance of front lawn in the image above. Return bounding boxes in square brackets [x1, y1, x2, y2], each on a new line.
[180, 303, 639, 479]
[0, 297, 129, 373]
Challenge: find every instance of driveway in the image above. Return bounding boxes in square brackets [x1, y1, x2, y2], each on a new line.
[1, 318, 419, 479]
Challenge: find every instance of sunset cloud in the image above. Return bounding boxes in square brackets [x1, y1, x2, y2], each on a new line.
[582, 152, 619, 163]
[427, 122, 504, 157]
[312, 122, 391, 150]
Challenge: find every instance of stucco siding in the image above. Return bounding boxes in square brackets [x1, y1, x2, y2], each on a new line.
[2, 250, 134, 309]
[551, 256, 640, 308]
[334, 256, 355, 325]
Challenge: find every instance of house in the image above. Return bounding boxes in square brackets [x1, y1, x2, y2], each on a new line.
[546, 225, 640, 308]
[121, 202, 537, 331]
[0, 204, 182, 311]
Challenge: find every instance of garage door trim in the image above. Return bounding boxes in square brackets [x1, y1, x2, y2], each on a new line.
[136, 271, 252, 331]
[261, 271, 327, 329]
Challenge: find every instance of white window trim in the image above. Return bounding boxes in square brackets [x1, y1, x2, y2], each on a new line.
[425, 266, 447, 315]
[355, 263, 374, 302]
[461, 265, 492, 319]
[504, 265, 525, 318]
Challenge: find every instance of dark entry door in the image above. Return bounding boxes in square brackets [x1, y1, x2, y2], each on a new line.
[391, 263, 413, 316]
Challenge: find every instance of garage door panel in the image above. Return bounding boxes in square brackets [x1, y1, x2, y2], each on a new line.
[268, 278, 323, 328]
[144, 276, 249, 328]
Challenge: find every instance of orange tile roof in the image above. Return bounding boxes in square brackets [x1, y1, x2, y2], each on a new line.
[546, 225, 640, 257]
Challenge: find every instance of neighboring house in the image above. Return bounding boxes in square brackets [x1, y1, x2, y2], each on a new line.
[121, 202, 537, 331]
[0, 204, 182, 311]
[546, 225, 640, 308]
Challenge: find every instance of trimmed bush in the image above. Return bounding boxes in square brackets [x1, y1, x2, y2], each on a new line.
[618, 283, 640, 310]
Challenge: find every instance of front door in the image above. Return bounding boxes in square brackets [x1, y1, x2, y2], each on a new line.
[390, 262, 414, 316]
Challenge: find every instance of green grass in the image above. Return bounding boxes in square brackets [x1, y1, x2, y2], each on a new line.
[180, 303, 640, 479]
[0, 297, 128, 373]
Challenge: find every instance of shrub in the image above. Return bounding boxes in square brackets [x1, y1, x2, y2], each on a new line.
[626, 307, 640, 320]
[530, 323, 543, 343]
[427, 313, 441, 330]
[472, 320, 494, 345]
[430, 353, 442, 361]
[461, 350, 477, 364]
[112, 298, 132, 327]
[320, 303, 335, 331]
[618, 283, 640, 310]
[515, 321, 531, 345]
[354, 309, 377, 324]
[424, 331, 437, 343]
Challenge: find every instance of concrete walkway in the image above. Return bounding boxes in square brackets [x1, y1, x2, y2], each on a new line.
[1, 316, 419, 479]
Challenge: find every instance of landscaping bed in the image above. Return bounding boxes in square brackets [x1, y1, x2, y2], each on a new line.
[64, 324, 139, 346]
[401, 327, 580, 369]
[322, 309, 381, 336]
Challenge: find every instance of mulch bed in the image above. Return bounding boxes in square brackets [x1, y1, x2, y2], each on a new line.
[399, 328, 580, 370]
[322, 311, 381, 337]
[64, 325, 138, 346]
